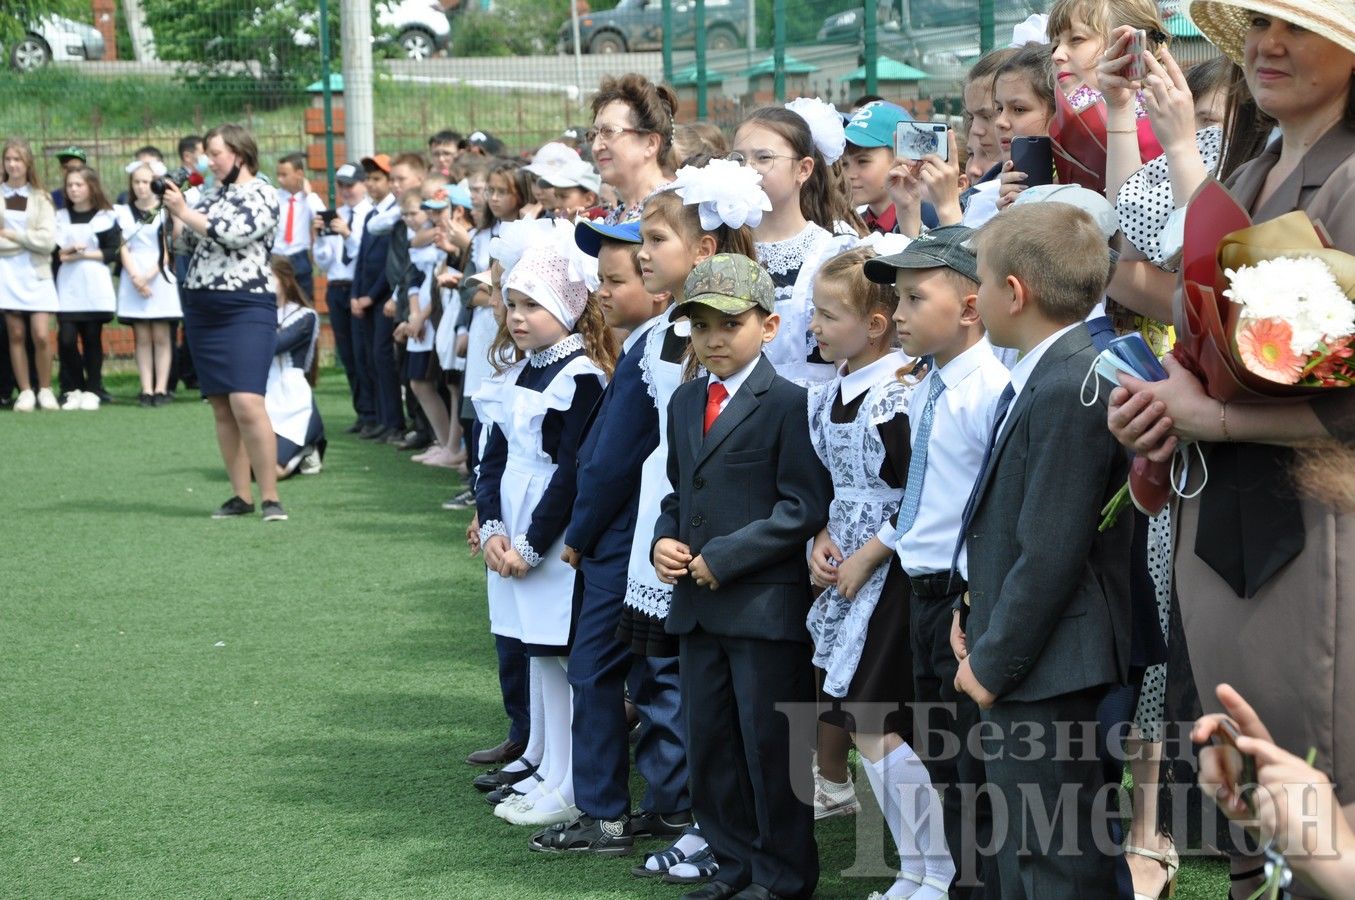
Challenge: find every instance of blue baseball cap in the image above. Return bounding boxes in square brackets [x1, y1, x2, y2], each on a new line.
[575, 219, 641, 258]
[844, 100, 914, 150]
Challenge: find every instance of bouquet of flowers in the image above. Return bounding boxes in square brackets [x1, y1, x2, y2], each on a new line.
[1049, 86, 1164, 195]
[1122, 179, 1355, 518]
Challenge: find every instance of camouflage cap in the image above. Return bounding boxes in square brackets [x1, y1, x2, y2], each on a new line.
[677, 253, 775, 317]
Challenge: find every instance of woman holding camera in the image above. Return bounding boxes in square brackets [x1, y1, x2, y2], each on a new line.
[161, 123, 287, 521]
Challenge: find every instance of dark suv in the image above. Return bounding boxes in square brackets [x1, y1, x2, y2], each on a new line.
[558, 0, 748, 54]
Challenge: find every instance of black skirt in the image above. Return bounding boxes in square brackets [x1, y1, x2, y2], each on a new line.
[617, 604, 679, 658]
[817, 559, 914, 740]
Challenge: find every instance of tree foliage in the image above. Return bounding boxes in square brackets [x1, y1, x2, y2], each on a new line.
[3, 1, 92, 45]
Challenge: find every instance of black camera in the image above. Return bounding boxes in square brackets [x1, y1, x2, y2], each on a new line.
[151, 166, 193, 196]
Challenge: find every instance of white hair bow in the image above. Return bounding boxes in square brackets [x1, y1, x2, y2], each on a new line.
[489, 218, 554, 280]
[671, 158, 772, 231]
[785, 97, 847, 165]
[860, 230, 912, 257]
[1010, 13, 1049, 47]
[563, 216, 600, 292]
[125, 159, 168, 177]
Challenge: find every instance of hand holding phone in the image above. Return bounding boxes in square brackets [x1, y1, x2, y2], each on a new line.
[1108, 333, 1168, 381]
[1008, 136, 1054, 187]
[895, 121, 950, 162]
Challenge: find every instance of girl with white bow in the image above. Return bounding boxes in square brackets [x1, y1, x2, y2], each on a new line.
[475, 218, 615, 829]
[116, 159, 183, 406]
[732, 99, 867, 386]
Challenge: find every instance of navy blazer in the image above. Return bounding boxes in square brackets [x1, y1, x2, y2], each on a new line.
[353, 205, 393, 304]
[653, 355, 832, 642]
[963, 325, 1133, 703]
[566, 328, 661, 588]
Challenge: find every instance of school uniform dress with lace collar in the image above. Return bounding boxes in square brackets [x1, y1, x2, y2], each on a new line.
[0, 183, 59, 314]
[757, 221, 860, 387]
[114, 203, 181, 321]
[473, 333, 607, 653]
[266, 301, 326, 474]
[806, 351, 916, 733]
[175, 177, 280, 397]
[53, 206, 122, 398]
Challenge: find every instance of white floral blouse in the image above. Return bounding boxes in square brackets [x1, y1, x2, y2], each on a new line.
[177, 178, 279, 295]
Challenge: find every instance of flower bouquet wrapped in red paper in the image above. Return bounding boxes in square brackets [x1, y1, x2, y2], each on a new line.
[1122, 178, 1355, 517]
[1049, 86, 1164, 195]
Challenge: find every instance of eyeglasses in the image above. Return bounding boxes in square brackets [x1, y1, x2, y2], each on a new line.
[726, 150, 799, 172]
[586, 125, 649, 144]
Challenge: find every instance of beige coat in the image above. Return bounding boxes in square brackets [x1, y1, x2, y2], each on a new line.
[0, 188, 57, 280]
[1175, 122, 1355, 806]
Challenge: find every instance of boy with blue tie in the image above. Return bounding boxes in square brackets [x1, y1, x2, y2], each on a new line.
[653, 254, 832, 900]
[860, 225, 1009, 897]
[955, 203, 1133, 898]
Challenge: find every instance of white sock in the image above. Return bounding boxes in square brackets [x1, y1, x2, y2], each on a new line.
[644, 830, 709, 872]
[520, 658, 545, 767]
[525, 656, 574, 812]
[865, 744, 954, 899]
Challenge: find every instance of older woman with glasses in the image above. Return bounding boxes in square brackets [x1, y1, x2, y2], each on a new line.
[589, 73, 678, 224]
[1109, 1, 1355, 892]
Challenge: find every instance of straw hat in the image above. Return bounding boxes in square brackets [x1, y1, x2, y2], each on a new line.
[1188, 0, 1355, 64]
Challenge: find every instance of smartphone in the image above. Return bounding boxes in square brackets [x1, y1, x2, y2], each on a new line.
[1108, 333, 1168, 381]
[894, 121, 950, 162]
[1124, 28, 1148, 81]
[318, 209, 339, 235]
[1008, 136, 1054, 187]
[1212, 718, 1259, 815]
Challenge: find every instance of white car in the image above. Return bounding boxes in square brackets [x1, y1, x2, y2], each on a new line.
[8, 15, 106, 71]
[379, 0, 453, 60]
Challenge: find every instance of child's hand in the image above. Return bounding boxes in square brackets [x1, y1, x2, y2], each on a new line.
[918, 131, 964, 226]
[885, 159, 923, 212]
[1096, 25, 1143, 113]
[466, 517, 482, 557]
[484, 534, 510, 571]
[393, 322, 410, 340]
[809, 529, 843, 589]
[950, 608, 967, 660]
[653, 538, 692, 584]
[436, 270, 462, 288]
[561, 545, 581, 569]
[996, 160, 1027, 211]
[835, 550, 877, 601]
[499, 547, 529, 578]
[687, 554, 719, 591]
[352, 296, 372, 319]
[954, 655, 996, 709]
[382, 299, 396, 319]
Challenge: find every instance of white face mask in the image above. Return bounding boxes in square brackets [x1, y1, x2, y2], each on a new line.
[1080, 347, 1145, 407]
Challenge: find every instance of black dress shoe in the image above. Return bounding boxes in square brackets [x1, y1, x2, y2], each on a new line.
[359, 423, 387, 440]
[485, 785, 523, 806]
[630, 808, 694, 838]
[344, 421, 366, 435]
[731, 887, 782, 900]
[683, 883, 742, 900]
[395, 430, 433, 451]
[473, 761, 538, 792]
[465, 738, 525, 766]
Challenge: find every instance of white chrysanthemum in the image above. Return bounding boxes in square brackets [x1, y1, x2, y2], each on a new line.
[1224, 256, 1355, 355]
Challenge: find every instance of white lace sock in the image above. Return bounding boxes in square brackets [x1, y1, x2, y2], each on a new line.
[522, 656, 575, 814]
[864, 744, 954, 899]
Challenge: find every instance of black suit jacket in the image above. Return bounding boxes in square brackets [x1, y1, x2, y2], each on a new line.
[653, 355, 832, 642]
[965, 325, 1133, 703]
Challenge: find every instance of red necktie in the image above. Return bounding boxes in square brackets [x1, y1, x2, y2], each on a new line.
[284, 194, 296, 244]
[704, 382, 728, 436]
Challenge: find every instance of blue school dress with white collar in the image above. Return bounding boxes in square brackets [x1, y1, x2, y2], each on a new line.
[474, 333, 607, 652]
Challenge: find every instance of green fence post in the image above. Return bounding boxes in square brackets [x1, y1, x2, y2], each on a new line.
[662, 0, 674, 84]
[695, 0, 707, 119]
[319, 0, 336, 206]
[864, 0, 878, 96]
[980, 0, 995, 54]
[773, 0, 785, 102]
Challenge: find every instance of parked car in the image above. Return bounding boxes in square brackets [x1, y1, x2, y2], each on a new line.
[558, 0, 748, 54]
[7, 15, 106, 71]
[379, 0, 453, 60]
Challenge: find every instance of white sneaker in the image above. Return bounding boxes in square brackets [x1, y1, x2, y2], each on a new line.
[299, 448, 323, 475]
[36, 387, 59, 410]
[79, 391, 101, 411]
[13, 389, 35, 412]
[813, 771, 861, 820]
[61, 390, 85, 410]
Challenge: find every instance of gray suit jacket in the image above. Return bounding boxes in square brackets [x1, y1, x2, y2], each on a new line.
[965, 325, 1133, 703]
[653, 355, 832, 642]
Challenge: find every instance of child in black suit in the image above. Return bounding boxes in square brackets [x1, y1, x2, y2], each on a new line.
[653, 253, 832, 900]
[957, 203, 1133, 898]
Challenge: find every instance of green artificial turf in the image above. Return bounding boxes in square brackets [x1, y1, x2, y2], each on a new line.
[0, 371, 1230, 898]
